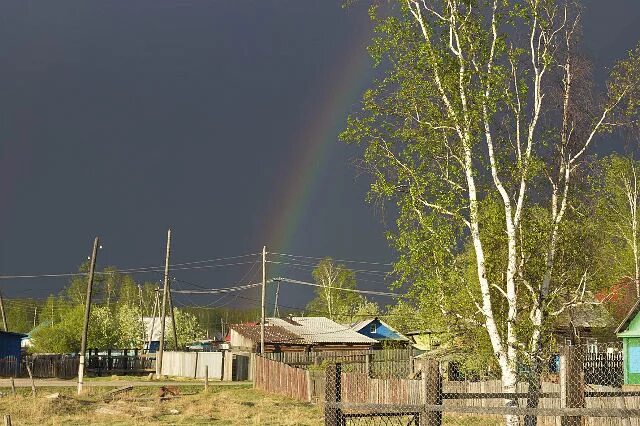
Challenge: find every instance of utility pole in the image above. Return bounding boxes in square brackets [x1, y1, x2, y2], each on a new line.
[78, 237, 99, 395]
[273, 279, 281, 318]
[157, 229, 171, 378]
[33, 307, 37, 328]
[0, 291, 8, 332]
[168, 279, 178, 350]
[261, 246, 266, 355]
[138, 284, 145, 347]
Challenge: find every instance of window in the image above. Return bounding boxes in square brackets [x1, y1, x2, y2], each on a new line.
[370, 324, 377, 334]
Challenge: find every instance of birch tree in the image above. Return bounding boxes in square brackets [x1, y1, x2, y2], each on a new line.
[594, 155, 640, 297]
[306, 258, 361, 322]
[342, 1, 640, 423]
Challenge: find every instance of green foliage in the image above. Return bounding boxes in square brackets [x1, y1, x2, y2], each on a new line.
[305, 258, 371, 323]
[167, 309, 205, 348]
[24, 265, 206, 353]
[342, 0, 640, 368]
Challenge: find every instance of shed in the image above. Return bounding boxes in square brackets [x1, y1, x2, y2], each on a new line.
[616, 299, 640, 384]
[0, 331, 26, 375]
[142, 316, 173, 353]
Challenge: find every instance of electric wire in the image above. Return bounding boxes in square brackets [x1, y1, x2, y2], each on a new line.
[270, 251, 394, 267]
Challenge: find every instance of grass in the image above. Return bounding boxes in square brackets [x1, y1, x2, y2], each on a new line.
[0, 385, 324, 425]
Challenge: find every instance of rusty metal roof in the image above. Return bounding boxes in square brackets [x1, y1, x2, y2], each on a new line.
[229, 324, 303, 344]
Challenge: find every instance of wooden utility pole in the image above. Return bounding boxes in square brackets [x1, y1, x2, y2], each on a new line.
[77, 237, 99, 395]
[273, 279, 281, 317]
[33, 307, 37, 328]
[168, 279, 179, 350]
[0, 290, 8, 331]
[260, 246, 266, 355]
[157, 229, 171, 378]
[138, 284, 145, 346]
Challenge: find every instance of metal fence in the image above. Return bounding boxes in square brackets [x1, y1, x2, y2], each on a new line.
[323, 344, 639, 426]
[160, 351, 223, 379]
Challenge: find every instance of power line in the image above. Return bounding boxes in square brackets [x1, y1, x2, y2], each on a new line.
[266, 261, 391, 276]
[273, 262, 392, 286]
[171, 282, 264, 295]
[275, 277, 403, 298]
[270, 251, 394, 267]
[0, 259, 260, 280]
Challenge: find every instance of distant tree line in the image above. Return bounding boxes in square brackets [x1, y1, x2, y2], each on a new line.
[5, 263, 260, 354]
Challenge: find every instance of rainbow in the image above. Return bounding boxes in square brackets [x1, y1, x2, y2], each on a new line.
[262, 16, 374, 264]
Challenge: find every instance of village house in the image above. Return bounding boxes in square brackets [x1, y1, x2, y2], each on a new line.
[552, 302, 616, 349]
[349, 317, 410, 348]
[228, 317, 376, 353]
[616, 299, 640, 384]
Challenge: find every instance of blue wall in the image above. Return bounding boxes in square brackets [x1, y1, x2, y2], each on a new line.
[355, 319, 404, 341]
[0, 332, 24, 360]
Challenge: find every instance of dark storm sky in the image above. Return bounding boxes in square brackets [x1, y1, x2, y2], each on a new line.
[0, 1, 639, 310]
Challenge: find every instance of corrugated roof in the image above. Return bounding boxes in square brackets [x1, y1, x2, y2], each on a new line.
[268, 317, 377, 344]
[230, 324, 303, 344]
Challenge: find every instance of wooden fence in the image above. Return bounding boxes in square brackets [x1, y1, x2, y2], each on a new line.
[0, 357, 20, 377]
[265, 348, 417, 378]
[85, 349, 154, 375]
[28, 355, 79, 379]
[254, 356, 310, 402]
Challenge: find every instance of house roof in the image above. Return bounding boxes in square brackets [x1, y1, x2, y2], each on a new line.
[616, 298, 640, 334]
[229, 324, 303, 344]
[268, 317, 377, 344]
[350, 317, 409, 341]
[0, 331, 27, 339]
[553, 302, 614, 330]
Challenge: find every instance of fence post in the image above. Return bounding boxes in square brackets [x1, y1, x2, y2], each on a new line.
[420, 358, 442, 426]
[9, 377, 15, 397]
[204, 365, 209, 392]
[26, 362, 36, 398]
[305, 369, 312, 403]
[4, 414, 11, 426]
[194, 352, 199, 379]
[365, 353, 371, 378]
[560, 345, 585, 426]
[324, 363, 345, 426]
